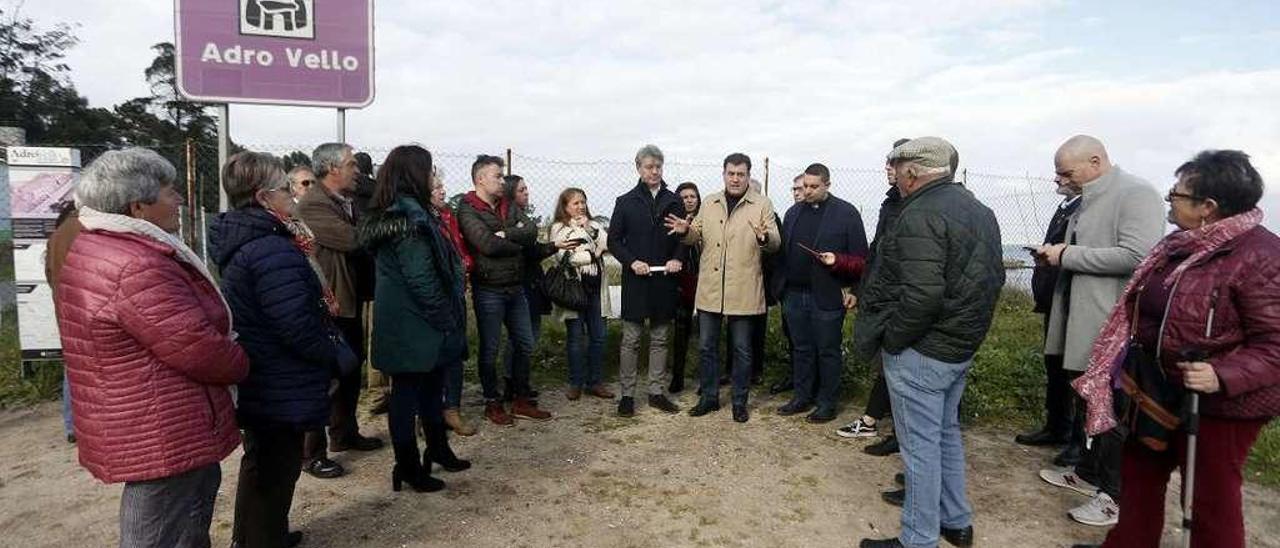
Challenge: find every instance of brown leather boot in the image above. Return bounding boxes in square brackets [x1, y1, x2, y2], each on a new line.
[586, 385, 615, 399]
[443, 408, 476, 436]
[511, 397, 552, 421]
[566, 387, 582, 401]
[484, 401, 514, 426]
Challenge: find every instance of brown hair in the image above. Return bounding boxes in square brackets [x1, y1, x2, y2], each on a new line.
[553, 187, 592, 225]
[223, 151, 288, 210]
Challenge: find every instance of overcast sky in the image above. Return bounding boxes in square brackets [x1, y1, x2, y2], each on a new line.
[16, 0, 1280, 229]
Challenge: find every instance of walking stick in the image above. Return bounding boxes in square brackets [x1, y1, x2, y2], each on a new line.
[1181, 300, 1215, 548]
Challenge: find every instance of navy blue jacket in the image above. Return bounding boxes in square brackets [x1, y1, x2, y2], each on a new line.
[209, 207, 355, 430]
[773, 195, 869, 311]
[608, 181, 685, 322]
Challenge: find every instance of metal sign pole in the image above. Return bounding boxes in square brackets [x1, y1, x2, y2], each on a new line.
[337, 108, 347, 142]
[217, 103, 230, 212]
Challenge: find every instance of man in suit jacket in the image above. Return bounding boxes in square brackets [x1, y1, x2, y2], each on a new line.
[295, 142, 385, 479]
[773, 163, 868, 423]
[1034, 135, 1164, 528]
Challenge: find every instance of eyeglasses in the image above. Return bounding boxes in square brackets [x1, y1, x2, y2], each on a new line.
[1165, 191, 1203, 203]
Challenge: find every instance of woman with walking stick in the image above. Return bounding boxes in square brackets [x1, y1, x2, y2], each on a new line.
[1072, 150, 1280, 548]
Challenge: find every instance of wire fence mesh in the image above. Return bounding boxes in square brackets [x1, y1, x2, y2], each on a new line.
[46, 142, 1063, 291]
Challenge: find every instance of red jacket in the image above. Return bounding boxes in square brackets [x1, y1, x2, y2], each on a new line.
[57, 231, 249, 483]
[440, 207, 473, 274]
[1141, 226, 1280, 419]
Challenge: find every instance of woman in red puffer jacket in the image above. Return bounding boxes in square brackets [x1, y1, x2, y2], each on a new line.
[1074, 150, 1280, 548]
[56, 148, 248, 548]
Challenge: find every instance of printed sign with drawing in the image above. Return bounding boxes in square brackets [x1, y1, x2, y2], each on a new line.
[174, 0, 375, 107]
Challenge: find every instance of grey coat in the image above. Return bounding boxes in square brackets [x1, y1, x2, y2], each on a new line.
[1044, 166, 1165, 371]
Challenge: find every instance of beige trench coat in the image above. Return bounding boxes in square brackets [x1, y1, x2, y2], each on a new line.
[684, 189, 780, 316]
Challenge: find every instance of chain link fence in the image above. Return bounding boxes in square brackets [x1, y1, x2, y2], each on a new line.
[47, 142, 1062, 290]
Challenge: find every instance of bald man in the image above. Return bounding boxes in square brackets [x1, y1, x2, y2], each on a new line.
[1034, 135, 1164, 529]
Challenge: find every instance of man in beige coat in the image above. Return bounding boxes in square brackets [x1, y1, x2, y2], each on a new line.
[665, 153, 780, 423]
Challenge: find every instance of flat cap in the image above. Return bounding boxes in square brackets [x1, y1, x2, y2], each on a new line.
[887, 136, 957, 171]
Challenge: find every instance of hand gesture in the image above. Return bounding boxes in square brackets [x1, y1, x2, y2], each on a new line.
[1178, 361, 1221, 393]
[843, 293, 857, 310]
[554, 239, 580, 250]
[817, 252, 836, 266]
[664, 213, 690, 235]
[748, 220, 768, 243]
[631, 260, 651, 276]
[665, 259, 683, 274]
[495, 230, 506, 239]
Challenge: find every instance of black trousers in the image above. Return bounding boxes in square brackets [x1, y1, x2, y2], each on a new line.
[304, 315, 365, 459]
[233, 426, 304, 548]
[865, 370, 892, 420]
[389, 369, 445, 447]
[672, 305, 695, 382]
[1042, 353, 1072, 434]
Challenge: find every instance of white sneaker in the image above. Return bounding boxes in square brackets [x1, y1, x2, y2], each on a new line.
[1038, 467, 1100, 497]
[1069, 493, 1119, 526]
[835, 418, 879, 438]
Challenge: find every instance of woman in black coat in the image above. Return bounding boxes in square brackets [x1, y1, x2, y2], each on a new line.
[210, 151, 357, 548]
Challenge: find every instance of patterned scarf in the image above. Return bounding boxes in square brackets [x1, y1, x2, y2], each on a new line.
[266, 208, 341, 317]
[1073, 207, 1264, 435]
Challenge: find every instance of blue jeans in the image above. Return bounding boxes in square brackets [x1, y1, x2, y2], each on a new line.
[698, 312, 753, 407]
[883, 348, 973, 548]
[503, 291, 543, 381]
[474, 287, 535, 400]
[62, 368, 74, 436]
[783, 289, 845, 411]
[565, 289, 605, 389]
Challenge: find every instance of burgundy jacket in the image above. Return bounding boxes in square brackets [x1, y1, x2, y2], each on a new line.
[57, 231, 249, 483]
[1139, 226, 1280, 419]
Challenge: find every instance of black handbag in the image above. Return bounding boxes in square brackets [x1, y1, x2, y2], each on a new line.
[1111, 283, 1204, 452]
[542, 252, 588, 311]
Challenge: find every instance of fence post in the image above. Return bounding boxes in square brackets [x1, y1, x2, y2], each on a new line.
[506, 148, 513, 175]
[764, 156, 770, 194]
[185, 138, 196, 250]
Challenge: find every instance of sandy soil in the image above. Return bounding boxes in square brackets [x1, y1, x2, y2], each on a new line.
[1, 389, 1276, 548]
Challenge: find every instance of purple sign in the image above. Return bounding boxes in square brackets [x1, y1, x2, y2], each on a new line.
[174, 0, 375, 108]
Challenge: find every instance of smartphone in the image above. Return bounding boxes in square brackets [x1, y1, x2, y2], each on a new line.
[570, 237, 591, 245]
[1021, 246, 1040, 254]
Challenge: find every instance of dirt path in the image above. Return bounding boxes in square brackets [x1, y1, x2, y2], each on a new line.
[1, 391, 1276, 548]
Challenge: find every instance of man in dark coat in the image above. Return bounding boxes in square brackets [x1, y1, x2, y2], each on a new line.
[1015, 185, 1081, 447]
[773, 163, 868, 423]
[856, 137, 1003, 548]
[606, 144, 685, 417]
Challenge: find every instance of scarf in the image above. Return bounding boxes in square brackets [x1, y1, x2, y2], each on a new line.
[266, 208, 341, 317]
[1072, 208, 1264, 435]
[78, 206, 234, 333]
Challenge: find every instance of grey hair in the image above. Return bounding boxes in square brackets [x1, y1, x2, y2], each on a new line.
[635, 144, 664, 167]
[312, 142, 352, 179]
[76, 148, 177, 215]
[223, 151, 288, 210]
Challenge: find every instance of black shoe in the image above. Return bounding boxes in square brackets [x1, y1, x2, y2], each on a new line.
[881, 488, 905, 507]
[668, 378, 684, 394]
[894, 472, 905, 487]
[424, 424, 471, 473]
[649, 394, 680, 414]
[1015, 427, 1069, 446]
[732, 405, 749, 423]
[941, 525, 973, 547]
[287, 530, 303, 547]
[859, 538, 904, 548]
[1053, 444, 1084, 467]
[392, 443, 443, 493]
[303, 457, 344, 479]
[806, 407, 838, 424]
[776, 399, 813, 416]
[332, 434, 384, 452]
[689, 400, 720, 417]
[718, 375, 730, 386]
[66, 433, 76, 444]
[617, 396, 636, 418]
[865, 435, 900, 456]
[768, 379, 794, 395]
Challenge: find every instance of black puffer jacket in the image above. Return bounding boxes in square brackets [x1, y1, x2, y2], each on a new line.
[456, 191, 539, 289]
[853, 179, 1005, 363]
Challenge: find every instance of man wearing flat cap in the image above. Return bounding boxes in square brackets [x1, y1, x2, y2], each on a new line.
[853, 137, 1004, 548]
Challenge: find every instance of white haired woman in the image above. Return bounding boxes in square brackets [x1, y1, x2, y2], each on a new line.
[56, 148, 249, 547]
